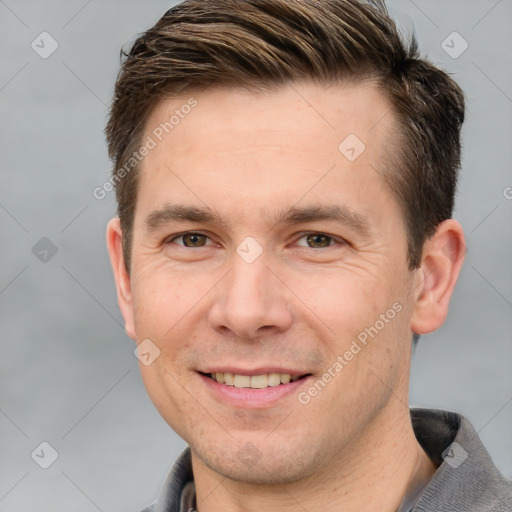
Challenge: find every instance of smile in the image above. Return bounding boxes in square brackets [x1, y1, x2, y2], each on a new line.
[207, 371, 309, 389]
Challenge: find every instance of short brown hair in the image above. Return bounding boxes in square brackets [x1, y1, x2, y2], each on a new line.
[105, 0, 465, 273]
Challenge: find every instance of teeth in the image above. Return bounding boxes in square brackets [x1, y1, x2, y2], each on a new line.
[268, 373, 281, 386]
[210, 372, 302, 388]
[250, 374, 268, 388]
[233, 374, 251, 388]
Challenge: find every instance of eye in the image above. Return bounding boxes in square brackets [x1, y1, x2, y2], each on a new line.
[165, 231, 346, 250]
[166, 232, 214, 248]
[295, 232, 345, 249]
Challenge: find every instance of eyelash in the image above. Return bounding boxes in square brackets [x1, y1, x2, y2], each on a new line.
[165, 231, 346, 249]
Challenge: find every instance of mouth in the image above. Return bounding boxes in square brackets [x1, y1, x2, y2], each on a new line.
[199, 371, 312, 389]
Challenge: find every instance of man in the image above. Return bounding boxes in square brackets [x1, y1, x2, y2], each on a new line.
[104, 1, 512, 510]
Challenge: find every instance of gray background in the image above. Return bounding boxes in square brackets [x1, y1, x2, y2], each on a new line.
[1, 0, 511, 510]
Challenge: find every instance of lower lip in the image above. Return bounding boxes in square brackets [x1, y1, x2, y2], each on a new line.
[198, 373, 311, 408]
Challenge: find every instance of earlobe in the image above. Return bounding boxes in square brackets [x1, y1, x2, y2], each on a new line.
[106, 217, 137, 341]
[410, 219, 466, 335]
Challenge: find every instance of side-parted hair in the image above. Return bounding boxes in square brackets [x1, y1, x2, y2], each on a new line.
[105, 0, 465, 273]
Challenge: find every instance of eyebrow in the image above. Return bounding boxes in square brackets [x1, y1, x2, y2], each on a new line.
[144, 203, 373, 238]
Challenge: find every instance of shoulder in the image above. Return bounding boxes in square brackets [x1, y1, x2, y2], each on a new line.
[138, 446, 193, 512]
[411, 408, 512, 511]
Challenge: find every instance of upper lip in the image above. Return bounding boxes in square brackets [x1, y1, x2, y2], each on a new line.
[199, 367, 311, 376]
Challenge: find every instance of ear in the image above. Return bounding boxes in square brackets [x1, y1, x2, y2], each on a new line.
[410, 219, 466, 335]
[106, 217, 137, 341]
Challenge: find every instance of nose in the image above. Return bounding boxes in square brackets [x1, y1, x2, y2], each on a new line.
[207, 251, 293, 341]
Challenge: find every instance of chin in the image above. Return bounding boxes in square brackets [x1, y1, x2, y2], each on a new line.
[191, 437, 321, 485]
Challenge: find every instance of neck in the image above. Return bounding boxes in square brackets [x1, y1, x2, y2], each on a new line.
[191, 403, 437, 512]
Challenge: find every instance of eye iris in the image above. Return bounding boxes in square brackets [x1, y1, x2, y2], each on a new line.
[178, 234, 333, 248]
[183, 233, 206, 247]
[307, 234, 330, 248]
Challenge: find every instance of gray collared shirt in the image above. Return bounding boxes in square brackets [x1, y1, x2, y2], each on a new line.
[141, 408, 512, 511]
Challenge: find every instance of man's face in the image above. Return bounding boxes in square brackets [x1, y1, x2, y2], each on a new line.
[121, 82, 421, 483]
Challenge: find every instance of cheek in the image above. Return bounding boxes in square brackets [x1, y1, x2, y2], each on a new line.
[298, 270, 391, 340]
[130, 272, 193, 399]
[131, 269, 185, 339]
[308, 271, 408, 397]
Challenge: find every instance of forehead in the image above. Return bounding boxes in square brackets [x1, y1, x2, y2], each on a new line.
[135, 81, 400, 232]
[143, 81, 392, 156]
